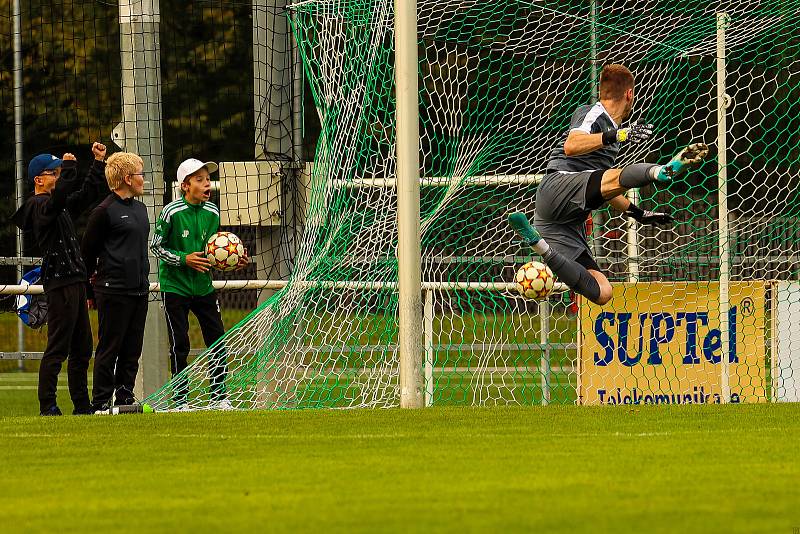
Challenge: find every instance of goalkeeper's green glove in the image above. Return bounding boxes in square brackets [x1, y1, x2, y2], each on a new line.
[602, 122, 654, 145]
[625, 203, 674, 225]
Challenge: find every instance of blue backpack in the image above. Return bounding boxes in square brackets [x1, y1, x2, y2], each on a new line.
[15, 267, 48, 329]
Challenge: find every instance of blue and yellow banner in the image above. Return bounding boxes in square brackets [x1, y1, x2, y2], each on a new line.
[578, 282, 766, 405]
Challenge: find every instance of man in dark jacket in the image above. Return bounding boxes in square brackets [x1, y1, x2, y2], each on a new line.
[12, 143, 108, 415]
[82, 152, 150, 411]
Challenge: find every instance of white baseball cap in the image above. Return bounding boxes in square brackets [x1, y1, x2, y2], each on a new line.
[176, 158, 219, 182]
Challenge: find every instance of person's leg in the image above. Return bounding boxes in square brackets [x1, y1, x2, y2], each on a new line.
[515, 171, 607, 304]
[576, 252, 613, 305]
[163, 292, 192, 405]
[190, 293, 228, 401]
[38, 286, 73, 414]
[67, 284, 93, 414]
[114, 294, 148, 405]
[92, 291, 123, 410]
[600, 143, 710, 198]
[511, 212, 604, 304]
[600, 165, 657, 199]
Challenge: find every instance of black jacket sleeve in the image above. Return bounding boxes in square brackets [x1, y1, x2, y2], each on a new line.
[29, 160, 82, 232]
[66, 159, 109, 220]
[81, 200, 110, 300]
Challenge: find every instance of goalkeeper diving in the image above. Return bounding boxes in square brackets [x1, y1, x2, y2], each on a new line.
[509, 64, 708, 305]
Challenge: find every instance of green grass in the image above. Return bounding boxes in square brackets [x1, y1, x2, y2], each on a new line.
[0, 373, 92, 416]
[0, 404, 797, 532]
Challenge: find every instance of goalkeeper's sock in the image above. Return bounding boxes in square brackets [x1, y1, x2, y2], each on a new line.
[619, 163, 662, 188]
[540, 248, 601, 303]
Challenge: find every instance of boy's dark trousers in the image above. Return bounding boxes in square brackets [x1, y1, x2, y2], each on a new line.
[91, 292, 148, 409]
[163, 291, 228, 405]
[39, 283, 92, 414]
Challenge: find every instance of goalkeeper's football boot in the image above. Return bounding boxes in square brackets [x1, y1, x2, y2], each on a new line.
[508, 212, 541, 247]
[656, 142, 709, 182]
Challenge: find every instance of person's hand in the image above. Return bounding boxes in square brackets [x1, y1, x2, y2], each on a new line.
[92, 142, 107, 161]
[185, 251, 212, 272]
[236, 248, 249, 271]
[62, 152, 76, 161]
[617, 123, 654, 144]
[629, 209, 674, 225]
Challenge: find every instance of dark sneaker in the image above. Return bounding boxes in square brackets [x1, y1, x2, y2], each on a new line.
[40, 406, 63, 416]
[73, 406, 94, 416]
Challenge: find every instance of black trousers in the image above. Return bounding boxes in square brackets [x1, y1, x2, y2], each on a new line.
[163, 292, 228, 403]
[39, 283, 93, 413]
[91, 292, 148, 409]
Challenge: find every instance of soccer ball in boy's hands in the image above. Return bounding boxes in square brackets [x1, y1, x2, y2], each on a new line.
[205, 231, 247, 272]
[515, 261, 555, 299]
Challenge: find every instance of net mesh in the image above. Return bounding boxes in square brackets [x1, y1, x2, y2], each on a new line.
[2, 1, 799, 406]
[143, 0, 800, 410]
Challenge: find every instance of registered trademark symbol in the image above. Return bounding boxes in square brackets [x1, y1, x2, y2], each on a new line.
[740, 297, 755, 317]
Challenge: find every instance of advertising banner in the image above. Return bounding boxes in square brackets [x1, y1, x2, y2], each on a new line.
[579, 282, 766, 405]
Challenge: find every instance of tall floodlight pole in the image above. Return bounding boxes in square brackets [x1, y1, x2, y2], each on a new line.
[395, 0, 423, 408]
[717, 12, 731, 403]
[115, 0, 170, 399]
[13, 0, 25, 370]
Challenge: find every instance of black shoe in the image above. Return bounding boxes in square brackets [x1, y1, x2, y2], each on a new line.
[73, 406, 95, 415]
[40, 406, 63, 416]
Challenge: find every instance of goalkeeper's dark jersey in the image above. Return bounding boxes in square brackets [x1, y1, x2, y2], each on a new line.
[546, 102, 620, 172]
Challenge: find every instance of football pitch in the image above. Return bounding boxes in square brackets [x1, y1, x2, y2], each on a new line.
[0, 400, 797, 532]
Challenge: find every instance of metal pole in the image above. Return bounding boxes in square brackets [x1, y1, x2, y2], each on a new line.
[115, 0, 169, 400]
[395, 0, 423, 408]
[589, 0, 603, 263]
[13, 0, 25, 371]
[717, 12, 731, 403]
[539, 300, 551, 405]
[627, 188, 640, 282]
[589, 0, 599, 102]
[423, 289, 433, 407]
[292, 21, 304, 163]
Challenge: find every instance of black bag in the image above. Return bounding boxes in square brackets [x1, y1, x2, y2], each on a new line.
[15, 267, 48, 329]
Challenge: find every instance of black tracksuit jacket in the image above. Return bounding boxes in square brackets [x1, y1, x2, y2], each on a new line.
[81, 192, 150, 297]
[12, 159, 108, 291]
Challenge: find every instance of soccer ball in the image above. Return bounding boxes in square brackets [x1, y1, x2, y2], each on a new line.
[205, 231, 246, 272]
[515, 261, 555, 299]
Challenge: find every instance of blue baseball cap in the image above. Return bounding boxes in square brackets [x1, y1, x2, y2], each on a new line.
[28, 154, 63, 184]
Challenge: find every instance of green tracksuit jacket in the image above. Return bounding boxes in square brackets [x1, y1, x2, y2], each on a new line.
[150, 197, 220, 297]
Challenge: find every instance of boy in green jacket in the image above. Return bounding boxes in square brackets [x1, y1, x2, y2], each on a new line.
[150, 158, 247, 409]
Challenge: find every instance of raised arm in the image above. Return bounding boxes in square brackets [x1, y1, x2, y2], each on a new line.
[564, 130, 606, 157]
[66, 142, 109, 219]
[564, 123, 654, 157]
[31, 155, 81, 230]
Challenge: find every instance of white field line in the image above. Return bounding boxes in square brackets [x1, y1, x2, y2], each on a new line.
[1, 428, 788, 440]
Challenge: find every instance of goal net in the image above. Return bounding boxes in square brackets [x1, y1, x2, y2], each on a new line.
[144, 0, 800, 410]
